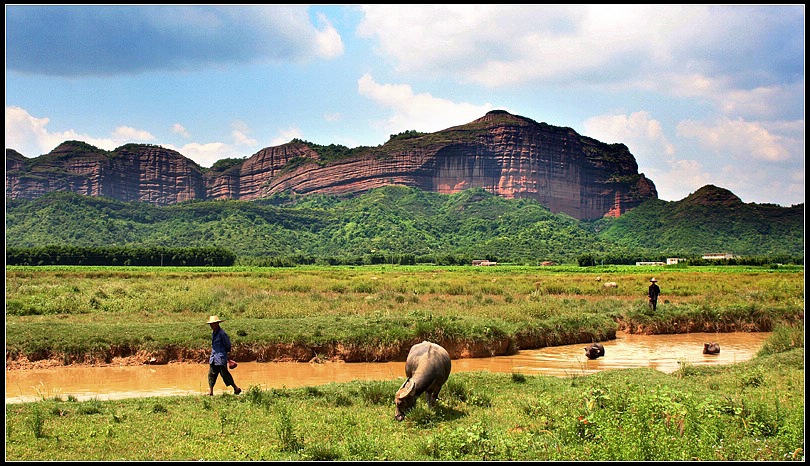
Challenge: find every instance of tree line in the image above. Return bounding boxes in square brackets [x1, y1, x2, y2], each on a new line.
[576, 253, 802, 267]
[9, 245, 799, 268]
[6, 245, 236, 266]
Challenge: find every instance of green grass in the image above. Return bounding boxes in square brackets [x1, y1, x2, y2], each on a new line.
[5, 265, 804, 364]
[4, 345, 804, 460]
[4, 264, 804, 460]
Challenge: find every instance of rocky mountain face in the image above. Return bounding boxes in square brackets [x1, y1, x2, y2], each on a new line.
[6, 142, 207, 206]
[6, 110, 658, 220]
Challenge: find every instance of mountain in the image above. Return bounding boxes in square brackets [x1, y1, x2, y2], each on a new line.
[5, 185, 803, 263]
[5, 110, 656, 221]
[592, 185, 804, 256]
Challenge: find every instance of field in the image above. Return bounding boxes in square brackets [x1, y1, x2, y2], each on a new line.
[4, 264, 805, 460]
[5, 342, 805, 460]
[5, 264, 803, 366]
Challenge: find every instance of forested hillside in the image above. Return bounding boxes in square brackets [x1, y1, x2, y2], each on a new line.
[5, 185, 803, 265]
[591, 185, 804, 258]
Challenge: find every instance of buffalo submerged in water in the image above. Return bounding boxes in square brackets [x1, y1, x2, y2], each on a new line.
[584, 342, 605, 360]
[703, 342, 721, 354]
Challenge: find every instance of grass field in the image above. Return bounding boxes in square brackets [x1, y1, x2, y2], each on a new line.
[5, 264, 804, 365]
[4, 340, 804, 460]
[4, 264, 804, 460]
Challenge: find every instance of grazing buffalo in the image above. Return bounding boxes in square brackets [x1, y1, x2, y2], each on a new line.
[584, 342, 605, 360]
[395, 341, 452, 421]
[703, 342, 721, 354]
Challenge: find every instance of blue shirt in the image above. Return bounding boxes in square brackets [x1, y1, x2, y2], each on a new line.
[209, 327, 232, 365]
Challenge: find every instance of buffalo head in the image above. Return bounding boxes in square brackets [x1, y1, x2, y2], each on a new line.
[395, 379, 416, 421]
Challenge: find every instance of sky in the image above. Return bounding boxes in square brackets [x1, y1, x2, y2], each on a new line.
[5, 5, 805, 207]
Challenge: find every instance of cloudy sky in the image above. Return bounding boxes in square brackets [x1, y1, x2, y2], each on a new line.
[5, 5, 805, 206]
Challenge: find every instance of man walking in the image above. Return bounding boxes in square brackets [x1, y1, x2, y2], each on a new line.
[648, 278, 661, 312]
[206, 315, 241, 396]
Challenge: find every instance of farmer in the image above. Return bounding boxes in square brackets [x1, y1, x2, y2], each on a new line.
[206, 315, 241, 396]
[648, 278, 661, 312]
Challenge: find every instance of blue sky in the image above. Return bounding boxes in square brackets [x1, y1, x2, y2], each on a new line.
[5, 5, 805, 206]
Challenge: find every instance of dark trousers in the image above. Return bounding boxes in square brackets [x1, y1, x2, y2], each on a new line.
[208, 363, 236, 388]
[649, 298, 658, 312]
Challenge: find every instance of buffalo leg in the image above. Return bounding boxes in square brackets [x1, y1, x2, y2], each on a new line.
[425, 391, 437, 409]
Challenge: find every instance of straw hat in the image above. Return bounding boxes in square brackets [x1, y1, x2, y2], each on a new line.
[206, 315, 224, 324]
[650, 278, 658, 282]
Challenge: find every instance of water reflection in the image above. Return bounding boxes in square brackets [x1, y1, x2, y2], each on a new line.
[5, 332, 770, 404]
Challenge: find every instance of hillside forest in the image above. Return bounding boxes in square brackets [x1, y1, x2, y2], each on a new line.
[5, 184, 804, 267]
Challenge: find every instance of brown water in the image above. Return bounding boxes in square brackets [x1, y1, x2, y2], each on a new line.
[5, 332, 770, 404]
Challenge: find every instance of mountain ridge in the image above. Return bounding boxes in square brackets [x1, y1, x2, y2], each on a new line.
[6, 110, 657, 220]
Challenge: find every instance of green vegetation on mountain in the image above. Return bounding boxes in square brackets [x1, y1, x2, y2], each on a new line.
[4, 185, 803, 265]
[292, 139, 372, 165]
[591, 185, 804, 258]
[207, 157, 247, 175]
[387, 129, 429, 142]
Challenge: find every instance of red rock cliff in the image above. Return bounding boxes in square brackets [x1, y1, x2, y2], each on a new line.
[206, 110, 657, 219]
[6, 141, 207, 205]
[6, 111, 657, 220]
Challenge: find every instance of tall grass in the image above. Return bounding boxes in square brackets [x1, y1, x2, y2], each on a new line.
[757, 321, 804, 356]
[5, 265, 803, 363]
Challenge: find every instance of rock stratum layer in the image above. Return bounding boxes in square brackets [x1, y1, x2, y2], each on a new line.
[6, 110, 657, 220]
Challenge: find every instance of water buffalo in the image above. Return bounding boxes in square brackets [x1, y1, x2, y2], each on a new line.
[584, 342, 605, 360]
[395, 341, 451, 421]
[703, 342, 721, 354]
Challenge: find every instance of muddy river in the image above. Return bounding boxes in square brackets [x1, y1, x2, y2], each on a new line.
[5, 331, 770, 404]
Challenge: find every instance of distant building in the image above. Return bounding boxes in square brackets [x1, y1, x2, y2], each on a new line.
[636, 261, 665, 266]
[472, 260, 497, 266]
[702, 253, 735, 260]
[666, 258, 686, 265]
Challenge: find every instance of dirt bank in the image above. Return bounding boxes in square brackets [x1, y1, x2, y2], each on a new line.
[4, 319, 771, 371]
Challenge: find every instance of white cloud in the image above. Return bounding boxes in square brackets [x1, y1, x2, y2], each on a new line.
[357, 5, 591, 85]
[584, 111, 675, 161]
[677, 117, 791, 162]
[646, 159, 715, 203]
[357, 5, 704, 86]
[357, 5, 803, 120]
[719, 86, 790, 120]
[312, 12, 344, 59]
[5, 106, 56, 156]
[659, 74, 804, 121]
[5, 105, 242, 168]
[231, 121, 257, 146]
[583, 110, 719, 202]
[324, 112, 341, 122]
[172, 123, 191, 138]
[357, 73, 494, 134]
[581, 109, 804, 203]
[112, 126, 156, 143]
[5, 106, 118, 156]
[582, 109, 803, 203]
[715, 162, 805, 206]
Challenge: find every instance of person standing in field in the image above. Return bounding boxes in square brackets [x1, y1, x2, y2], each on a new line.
[206, 315, 241, 396]
[648, 278, 661, 312]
